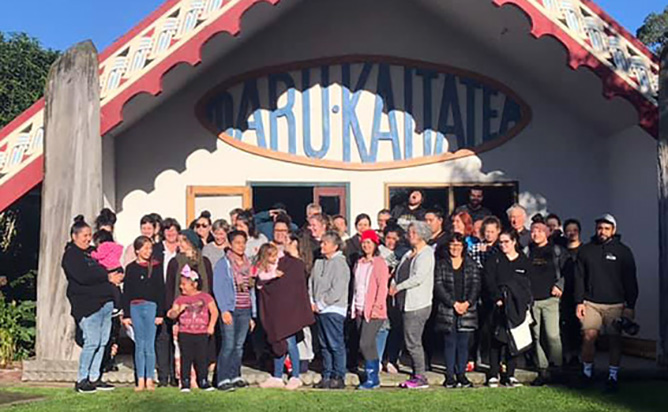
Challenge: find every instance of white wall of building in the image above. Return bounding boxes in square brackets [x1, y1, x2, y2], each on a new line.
[607, 125, 659, 340]
[111, 0, 658, 338]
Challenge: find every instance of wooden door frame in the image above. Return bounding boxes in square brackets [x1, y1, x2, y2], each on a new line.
[249, 181, 350, 223]
[313, 186, 347, 219]
[186, 185, 252, 225]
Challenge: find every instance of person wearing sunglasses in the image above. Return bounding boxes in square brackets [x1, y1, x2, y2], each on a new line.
[191, 211, 214, 247]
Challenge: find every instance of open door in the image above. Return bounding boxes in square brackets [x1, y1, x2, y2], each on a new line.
[186, 185, 252, 225]
[313, 185, 347, 217]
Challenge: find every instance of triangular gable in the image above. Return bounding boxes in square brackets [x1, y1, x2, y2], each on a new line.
[0, 0, 659, 212]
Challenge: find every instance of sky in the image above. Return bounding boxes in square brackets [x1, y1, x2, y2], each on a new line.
[0, 0, 665, 52]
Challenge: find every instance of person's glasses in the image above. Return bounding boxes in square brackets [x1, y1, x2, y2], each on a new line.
[196, 223, 209, 229]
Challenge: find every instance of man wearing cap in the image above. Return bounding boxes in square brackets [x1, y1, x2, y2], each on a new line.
[528, 217, 567, 386]
[574, 214, 638, 392]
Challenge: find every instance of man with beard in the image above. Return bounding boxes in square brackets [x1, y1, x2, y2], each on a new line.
[575, 214, 638, 393]
[390, 189, 427, 230]
[455, 187, 492, 223]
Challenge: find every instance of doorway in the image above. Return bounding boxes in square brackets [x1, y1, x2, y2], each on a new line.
[251, 183, 349, 228]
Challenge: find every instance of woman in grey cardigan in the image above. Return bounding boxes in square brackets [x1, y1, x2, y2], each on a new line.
[309, 231, 350, 390]
[389, 221, 434, 389]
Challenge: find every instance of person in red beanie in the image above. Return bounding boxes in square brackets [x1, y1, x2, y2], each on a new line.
[350, 230, 390, 389]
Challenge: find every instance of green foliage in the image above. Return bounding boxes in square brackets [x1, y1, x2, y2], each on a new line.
[637, 6, 668, 53]
[0, 271, 36, 367]
[0, 32, 59, 128]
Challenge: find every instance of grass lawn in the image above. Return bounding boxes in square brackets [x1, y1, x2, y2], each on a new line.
[1, 382, 666, 412]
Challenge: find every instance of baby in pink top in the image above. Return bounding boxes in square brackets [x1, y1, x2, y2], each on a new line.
[91, 230, 124, 273]
[91, 229, 124, 312]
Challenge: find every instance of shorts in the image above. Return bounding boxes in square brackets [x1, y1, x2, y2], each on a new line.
[581, 301, 624, 335]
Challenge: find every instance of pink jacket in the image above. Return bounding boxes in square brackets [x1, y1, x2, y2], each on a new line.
[351, 256, 389, 322]
[91, 242, 124, 271]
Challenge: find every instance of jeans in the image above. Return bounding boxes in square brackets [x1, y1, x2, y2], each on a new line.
[531, 297, 563, 369]
[155, 320, 175, 383]
[316, 313, 346, 379]
[217, 308, 251, 384]
[77, 301, 113, 382]
[444, 329, 471, 377]
[356, 318, 384, 361]
[402, 306, 431, 376]
[376, 324, 390, 362]
[273, 334, 300, 378]
[130, 301, 158, 379]
[178, 333, 209, 387]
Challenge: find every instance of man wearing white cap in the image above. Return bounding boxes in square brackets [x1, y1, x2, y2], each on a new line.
[574, 214, 638, 393]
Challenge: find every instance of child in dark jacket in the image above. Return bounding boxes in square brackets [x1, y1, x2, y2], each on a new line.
[168, 264, 219, 392]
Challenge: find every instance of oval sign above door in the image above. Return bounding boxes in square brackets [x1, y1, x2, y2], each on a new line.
[197, 55, 532, 170]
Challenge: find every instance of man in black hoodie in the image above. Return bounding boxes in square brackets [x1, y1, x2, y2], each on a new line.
[574, 214, 638, 392]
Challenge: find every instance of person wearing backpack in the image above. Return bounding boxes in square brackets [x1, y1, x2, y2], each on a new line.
[527, 217, 567, 385]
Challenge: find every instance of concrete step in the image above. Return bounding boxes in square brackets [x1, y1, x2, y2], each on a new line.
[23, 358, 538, 386]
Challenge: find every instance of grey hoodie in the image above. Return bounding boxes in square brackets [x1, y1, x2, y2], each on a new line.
[309, 251, 350, 316]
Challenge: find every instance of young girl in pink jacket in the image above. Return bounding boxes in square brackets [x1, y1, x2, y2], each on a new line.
[351, 230, 389, 390]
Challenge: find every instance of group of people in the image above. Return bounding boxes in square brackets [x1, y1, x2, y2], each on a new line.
[61, 186, 639, 395]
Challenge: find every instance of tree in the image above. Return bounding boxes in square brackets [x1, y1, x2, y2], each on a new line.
[0, 32, 59, 127]
[637, 6, 668, 53]
[0, 33, 58, 287]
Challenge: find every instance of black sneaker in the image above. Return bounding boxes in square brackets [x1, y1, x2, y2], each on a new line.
[313, 378, 331, 389]
[157, 380, 169, 388]
[232, 378, 248, 388]
[328, 377, 346, 390]
[169, 377, 180, 387]
[486, 376, 500, 388]
[181, 379, 191, 393]
[443, 375, 458, 388]
[457, 374, 473, 388]
[574, 372, 594, 389]
[199, 381, 215, 392]
[75, 379, 97, 393]
[502, 376, 522, 388]
[603, 377, 619, 394]
[180, 387, 191, 393]
[91, 379, 115, 391]
[531, 375, 546, 387]
[217, 381, 236, 392]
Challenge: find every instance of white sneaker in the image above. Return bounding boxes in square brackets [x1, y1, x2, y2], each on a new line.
[259, 377, 285, 389]
[508, 377, 522, 387]
[486, 377, 499, 388]
[285, 377, 303, 391]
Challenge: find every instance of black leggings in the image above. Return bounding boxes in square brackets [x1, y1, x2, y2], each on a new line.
[488, 338, 519, 378]
[178, 333, 208, 386]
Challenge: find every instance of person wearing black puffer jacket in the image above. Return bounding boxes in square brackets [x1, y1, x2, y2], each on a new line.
[575, 214, 638, 393]
[433, 233, 481, 389]
[62, 216, 123, 394]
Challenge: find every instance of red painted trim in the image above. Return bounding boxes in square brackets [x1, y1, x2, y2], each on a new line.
[0, 156, 42, 212]
[0, 99, 44, 141]
[100, 0, 281, 135]
[581, 0, 658, 63]
[97, 0, 182, 61]
[493, 0, 658, 138]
